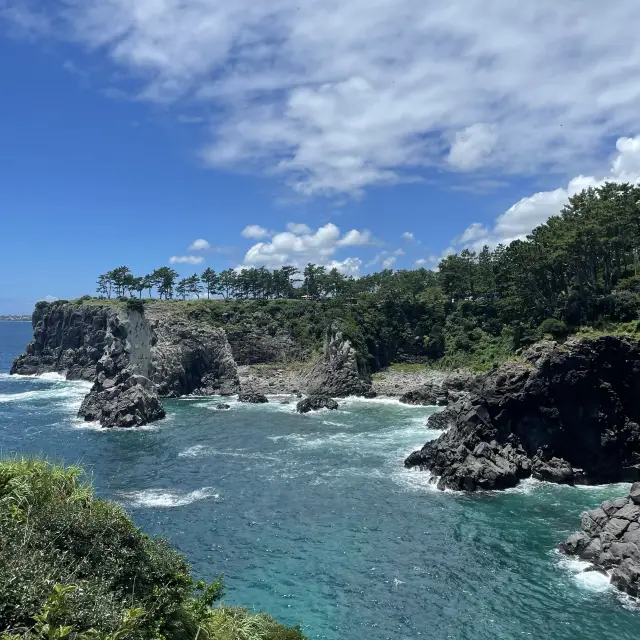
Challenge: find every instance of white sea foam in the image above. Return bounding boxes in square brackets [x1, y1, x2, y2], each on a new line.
[118, 487, 219, 508]
[390, 467, 447, 493]
[178, 444, 210, 458]
[556, 554, 612, 593]
[0, 382, 90, 405]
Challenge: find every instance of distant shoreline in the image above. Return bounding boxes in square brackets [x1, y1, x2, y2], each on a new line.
[0, 317, 31, 322]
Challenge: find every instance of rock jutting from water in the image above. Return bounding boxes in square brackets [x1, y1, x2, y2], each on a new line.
[296, 395, 339, 413]
[560, 483, 640, 598]
[405, 337, 640, 491]
[238, 392, 269, 404]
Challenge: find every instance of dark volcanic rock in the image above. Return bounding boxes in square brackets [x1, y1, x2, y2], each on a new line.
[302, 326, 372, 397]
[238, 392, 269, 404]
[148, 310, 239, 397]
[10, 302, 110, 380]
[405, 337, 640, 491]
[399, 385, 447, 406]
[296, 395, 339, 413]
[362, 390, 378, 399]
[215, 403, 231, 410]
[79, 371, 165, 428]
[560, 482, 640, 598]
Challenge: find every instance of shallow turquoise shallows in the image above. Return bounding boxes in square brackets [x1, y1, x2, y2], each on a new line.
[1, 321, 640, 639]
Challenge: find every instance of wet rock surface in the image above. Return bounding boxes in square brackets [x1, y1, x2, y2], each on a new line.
[238, 392, 269, 404]
[560, 482, 640, 598]
[296, 395, 339, 413]
[405, 337, 640, 491]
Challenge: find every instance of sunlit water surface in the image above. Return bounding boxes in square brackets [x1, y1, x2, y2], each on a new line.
[1, 321, 639, 639]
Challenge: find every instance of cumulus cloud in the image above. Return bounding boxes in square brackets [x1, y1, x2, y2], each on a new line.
[286, 222, 312, 235]
[336, 229, 378, 247]
[401, 232, 415, 242]
[169, 255, 205, 265]
[382, 256, 397, 270]
[188, 238, 211, 251]
[39, 294, 58, 303]
[326, 257, 362, 277]
[242, 223, 377, 271]
[241, 225, 271, 240]
[12, 1, 640, 196]
[455, 135, 640, 252]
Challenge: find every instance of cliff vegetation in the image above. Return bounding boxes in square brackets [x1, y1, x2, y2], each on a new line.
[0, 457, 305, 640]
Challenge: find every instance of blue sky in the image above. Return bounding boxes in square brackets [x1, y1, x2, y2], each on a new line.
[2, 1, 640, 313]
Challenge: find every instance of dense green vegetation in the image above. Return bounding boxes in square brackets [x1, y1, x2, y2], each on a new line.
[0, 457, 305, 640]
[83, 183, 640, 370]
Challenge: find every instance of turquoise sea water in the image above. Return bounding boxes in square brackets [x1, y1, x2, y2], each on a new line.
[1, 320, 640, 639]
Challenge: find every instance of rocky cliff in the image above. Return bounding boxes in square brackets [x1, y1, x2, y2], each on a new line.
[560, 483, 640, 598]
[405, 337, 640, 491]
[301, 326, 372, 397]
[12, 301, 378, 426]
[11, 302, 240, 427]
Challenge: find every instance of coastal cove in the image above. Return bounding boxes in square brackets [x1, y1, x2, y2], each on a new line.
[2, 321, 640, 639]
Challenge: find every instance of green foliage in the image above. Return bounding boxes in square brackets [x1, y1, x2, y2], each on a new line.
[536, 318, 569, 340]
[0, 457, 306, 640]
[125, 298, 145, 314]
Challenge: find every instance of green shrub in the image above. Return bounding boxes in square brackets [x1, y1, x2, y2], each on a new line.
[536, 318, 569, 340]
[125, 298, 145, 314]
[0, 457, 306, 640]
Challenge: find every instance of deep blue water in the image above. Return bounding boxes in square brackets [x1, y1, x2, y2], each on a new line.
[2, 320, 640, 639]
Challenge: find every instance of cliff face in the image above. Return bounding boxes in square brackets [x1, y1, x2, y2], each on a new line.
[405, 337, 640, 491]
[146, 307, 239, 396]
[302, 327, 372, 397]
[11, 303, 111, 380]
[11, 301, 376, 425]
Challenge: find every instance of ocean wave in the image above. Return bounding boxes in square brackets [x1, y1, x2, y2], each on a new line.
[0, 384, 90, 404]
[117, 487, 220, 508]
[555, 552, 612, 593]
[390, 467, 447, 493]
[0, 371, 69, 382]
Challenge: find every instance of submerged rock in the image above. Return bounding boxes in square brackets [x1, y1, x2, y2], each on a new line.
[238, 392, 269, 404]
[560, 482, 640, 598]
[215, 403, 231, 410]
[296, 395, 339, 413]
[405, 337, 640, 491]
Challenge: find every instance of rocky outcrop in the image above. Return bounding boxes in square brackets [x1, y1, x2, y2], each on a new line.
[399, 385, 447, 406]
[405, 337, 640, 491]
[238, 392, 269, 404]
[11, 302, 111, 380]
[79, 370, 165, 428]
[147, 308, 239, 397]
[560, 483, 640, 598]
[11, 301, 241, 428]
[302, 327, 372, 397]
[296, 395, 339, 413]
[76, 308, 164, 429]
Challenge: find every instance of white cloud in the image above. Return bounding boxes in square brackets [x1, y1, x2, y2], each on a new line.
[455, 135, 640, 252]
[382, 256, 397, 270]
[17, 1, 640, 197]
[242, 223, 379, 271]
[401, 232, 415, 242]
[241, 225, 271, 240]
[336, 229, 378, 247]
[169, 255, 205, 264]
[447, 123, 498, 171]
[188, 238, 211, 251]
[326, 257, 362, 277]
[367, 248, 404, 267]
[414, 258, 428, 267]
[40, 295, 58, 303]
[286, 222, 312, 235]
